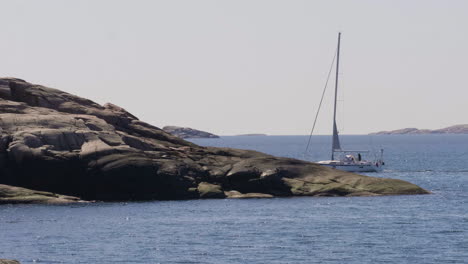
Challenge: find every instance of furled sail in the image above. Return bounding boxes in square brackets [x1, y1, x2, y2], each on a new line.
[332, 121, 341, 151]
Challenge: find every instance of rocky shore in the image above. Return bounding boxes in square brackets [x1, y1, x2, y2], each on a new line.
[0, 78, 429, 203]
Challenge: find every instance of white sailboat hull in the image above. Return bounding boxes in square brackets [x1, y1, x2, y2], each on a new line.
[318, 161, 384, 172]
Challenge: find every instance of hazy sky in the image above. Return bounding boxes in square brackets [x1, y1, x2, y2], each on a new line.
[1, 0, 467, 135]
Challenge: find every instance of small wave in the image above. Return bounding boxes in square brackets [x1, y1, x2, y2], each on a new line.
[433, 230, 465, 234]
[5, 220, 21, 224]
[394, 221, 416, 225]
[386, 169, 468, 173]
[31, 259, 66, 263]
[392, 170, 434, 172]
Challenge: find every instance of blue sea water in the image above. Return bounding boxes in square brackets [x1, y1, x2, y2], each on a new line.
[1, 135, 467, 264]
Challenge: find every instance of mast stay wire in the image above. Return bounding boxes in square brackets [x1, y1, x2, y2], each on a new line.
[305, 48, 338, 155]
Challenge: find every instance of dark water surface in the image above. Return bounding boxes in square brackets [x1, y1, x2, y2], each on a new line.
[1, 135, 467, 263]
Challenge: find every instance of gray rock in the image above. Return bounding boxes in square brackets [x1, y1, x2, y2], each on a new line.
[0, 78, 429, 202]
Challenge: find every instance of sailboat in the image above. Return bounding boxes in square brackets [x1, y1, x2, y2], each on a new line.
[316, 32, 385, 172]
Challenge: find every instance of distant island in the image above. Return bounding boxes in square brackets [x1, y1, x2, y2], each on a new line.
[236, 133, 268, 136]
[162, 126, 219, 139]
[370, 124, 468, 135]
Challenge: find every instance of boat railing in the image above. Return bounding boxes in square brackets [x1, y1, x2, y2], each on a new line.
[333, 150, 370, 153]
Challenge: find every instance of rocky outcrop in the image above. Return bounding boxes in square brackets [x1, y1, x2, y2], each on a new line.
[371, 124, 468, 135]
[225, 190, 273, 199]
[0, 184, 83, 204]
[0, 78, 429, 202]
[163, 126, 219, 138]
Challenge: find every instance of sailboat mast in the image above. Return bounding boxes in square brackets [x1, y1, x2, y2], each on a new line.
[331, 32, 341, 161]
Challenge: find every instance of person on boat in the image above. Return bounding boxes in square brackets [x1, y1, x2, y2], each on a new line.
[358, 153, 362, 161]
[345, 155, 356, 163]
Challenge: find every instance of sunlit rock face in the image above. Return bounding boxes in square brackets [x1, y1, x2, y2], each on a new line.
[0, 78, 429, 201]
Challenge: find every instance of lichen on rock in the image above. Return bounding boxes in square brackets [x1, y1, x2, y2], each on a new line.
[197, 182, 226, 199]
[0, 260, 21, 264]
[0, 184, 83, 204]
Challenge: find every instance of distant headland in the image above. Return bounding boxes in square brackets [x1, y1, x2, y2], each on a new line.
[235, 133, 268, 136]
[162, 126, 219, 139]
[370, 124, 468, 135]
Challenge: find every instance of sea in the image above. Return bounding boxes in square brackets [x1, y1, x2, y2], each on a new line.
[0, 135, 467, 264]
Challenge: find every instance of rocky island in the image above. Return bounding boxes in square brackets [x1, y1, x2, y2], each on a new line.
[0, 78, 429, 204]
[370, 124, 468, 135]
[163, 126, 219, 139]
[236, 134, 268, 136]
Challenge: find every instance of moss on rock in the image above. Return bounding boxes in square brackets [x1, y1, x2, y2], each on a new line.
[0, 260, 21, 264]
[225, 190, 273, 199]
[0, 184, 84, 204]
[197, 182, 226, 199]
